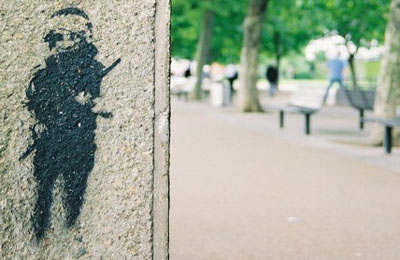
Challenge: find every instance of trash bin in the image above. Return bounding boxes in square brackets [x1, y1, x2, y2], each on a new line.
[210, 80, 230, 107]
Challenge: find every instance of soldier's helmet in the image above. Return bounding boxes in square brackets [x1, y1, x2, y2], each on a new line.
[44, 7, 93, 51]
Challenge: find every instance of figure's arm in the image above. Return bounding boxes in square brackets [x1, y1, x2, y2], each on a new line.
[96, 111, 113, 118]
[86, 58, 121, 98]
[20, 142, 36, 160]
[87, 58, 121, 98]
[26, 68, 43, 102]
[102, 58, 121, 78]
[19, 125, 38, 160]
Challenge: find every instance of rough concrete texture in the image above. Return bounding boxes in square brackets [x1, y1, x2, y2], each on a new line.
[0, 1, 170, 259]
[153, 0, 171, 259]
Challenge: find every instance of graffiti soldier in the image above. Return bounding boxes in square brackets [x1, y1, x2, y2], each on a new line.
[21, 7, 121, 240]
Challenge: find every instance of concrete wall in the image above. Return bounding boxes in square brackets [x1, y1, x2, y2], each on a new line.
[0, 1, 170, 259]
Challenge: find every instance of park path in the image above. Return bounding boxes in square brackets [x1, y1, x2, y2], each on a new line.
[170, 99, 400, 260]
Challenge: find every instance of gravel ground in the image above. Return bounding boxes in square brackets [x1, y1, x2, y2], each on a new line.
[170, 94, 400, 260]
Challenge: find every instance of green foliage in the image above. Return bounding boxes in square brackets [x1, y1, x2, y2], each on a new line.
[317, 0, 391, 48]
[364, 61, 381, 80]
[172, 0, 391, 64]
[261, 0, 324, 62]
[172, 0, 247, 63]
[171, 0, 202, 59]
[210, 1, 247, 63]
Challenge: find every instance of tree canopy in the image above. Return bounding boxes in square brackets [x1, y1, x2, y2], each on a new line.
[317, 0, 390, 49]
[261, 0, 324, 64]
[171, 0, 203, 59]
[172, 0, 247, 64]
[172, 0, 391, 64]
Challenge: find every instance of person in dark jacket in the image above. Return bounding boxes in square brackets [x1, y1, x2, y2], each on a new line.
[225, 64, 238, 97]
[184, 63, 191, 78]
[266, 65, 278, 96]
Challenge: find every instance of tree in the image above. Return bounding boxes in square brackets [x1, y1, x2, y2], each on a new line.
[261, 0, 324, 84]
[370, 0, 400, 144]
[209, 1, 247, 64]
[238, 0, 269, 112]
[172, 0, 247, 100]
[191, 9, 215, 100]
[171, 0, 216, 100]
[171, 0, 203, 59]
[319, 0, 390, 90]
[171, 0, 246, 63]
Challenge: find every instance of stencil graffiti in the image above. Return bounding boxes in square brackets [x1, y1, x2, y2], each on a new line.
[20, 7, 121, 240]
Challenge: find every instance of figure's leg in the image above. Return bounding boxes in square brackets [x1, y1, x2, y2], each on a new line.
[323, 80, 334, 104]
[32, 164, 57, 240]
[268, 83, 272, 96]
[62, 147, 95, 227]
[271, 83, 277, 96]
[229, 78, 234, 93]
[229, 78, 236, 103]
[63, 167, 91, 227]
[268, 82, 277, 96]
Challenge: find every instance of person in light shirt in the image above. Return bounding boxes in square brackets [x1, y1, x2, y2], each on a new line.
[323, 51, 347, 103]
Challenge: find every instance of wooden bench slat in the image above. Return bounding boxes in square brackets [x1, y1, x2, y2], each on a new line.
[343, 87, 375, 110]
[272, 86, 326, 135]
[288, 87, 325, 110]
[363, 117, 400, 127]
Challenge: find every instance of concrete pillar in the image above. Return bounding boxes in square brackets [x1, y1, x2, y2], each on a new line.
[0, 1, 170, 259]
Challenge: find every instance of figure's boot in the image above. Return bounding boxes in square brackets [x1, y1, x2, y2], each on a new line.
[63, 172, 89, 227]
[32, 182, 54, 240]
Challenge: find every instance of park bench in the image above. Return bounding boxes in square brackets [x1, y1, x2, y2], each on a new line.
[274, 86, 325, 135]
[362, 117, 400, 154]
[170, 76, 192, 101]
[170, 76, 214, 101]
[170, 88, 189, 101]
[341, 84, 375, 130]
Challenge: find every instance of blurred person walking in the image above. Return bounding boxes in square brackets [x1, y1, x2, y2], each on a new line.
[323, 52, 347, 103]
[225, 64, 239, 95]
[184, 62, 192, 78]
[266, 65, 278, 96]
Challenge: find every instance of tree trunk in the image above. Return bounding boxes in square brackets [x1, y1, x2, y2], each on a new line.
[345, 42, 362, 91]
[273, 31, 281, 86]
[190, 9, 215, 100]
[348, 51, 371, 108]
[238, 0, 269, 112]
[348, 53, 358, 90]
[370, 0, 400, 145]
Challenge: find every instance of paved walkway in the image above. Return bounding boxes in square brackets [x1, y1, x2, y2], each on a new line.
[170, 97, 400, 260]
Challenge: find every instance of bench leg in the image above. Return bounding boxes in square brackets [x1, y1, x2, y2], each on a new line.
[359, 109, 364, 130]
[279, 110, 284, 128]
[305, 114, 311, 135]
[384, 126, 393, 154]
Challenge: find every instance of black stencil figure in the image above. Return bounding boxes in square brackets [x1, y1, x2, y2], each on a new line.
[20, 8, 121, 240]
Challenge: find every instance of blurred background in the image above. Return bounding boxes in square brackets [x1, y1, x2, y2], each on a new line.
[169, 0, 400, 259]
[170, 0, 387, 106]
